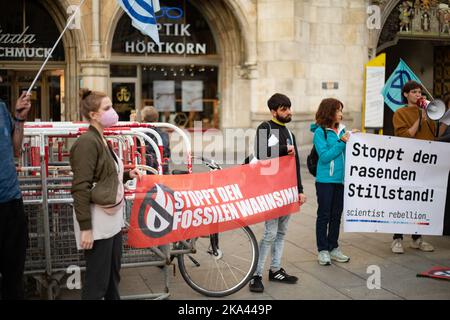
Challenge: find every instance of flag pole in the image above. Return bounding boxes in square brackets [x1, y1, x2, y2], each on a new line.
[421, 85, 434, 101]
[26, 0, 86, 95]
[399, 59, 435, 100]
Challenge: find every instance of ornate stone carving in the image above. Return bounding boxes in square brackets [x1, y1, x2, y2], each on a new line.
[396, 0, 450, 36]
[399, 1, 414, 32]
[378, 7, 400, 47]
[438, 4, 450, 34]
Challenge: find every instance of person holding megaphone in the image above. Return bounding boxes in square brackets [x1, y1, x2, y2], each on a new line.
[391, 81, 448, 254]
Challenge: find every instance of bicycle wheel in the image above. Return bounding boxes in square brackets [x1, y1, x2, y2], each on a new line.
[177, 226, 258, 297]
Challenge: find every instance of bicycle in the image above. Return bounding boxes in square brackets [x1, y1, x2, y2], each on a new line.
[165, 156, 259, 297]
[20, 124, 259, 299]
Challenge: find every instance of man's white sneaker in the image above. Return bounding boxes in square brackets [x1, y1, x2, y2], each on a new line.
[410, 238, 434, 252]
[318, 250, 331, 266]
[391, 239, 404, 254]
[330, 248, 350, 263]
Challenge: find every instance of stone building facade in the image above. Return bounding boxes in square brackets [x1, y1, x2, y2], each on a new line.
[0, 0, 374, 146]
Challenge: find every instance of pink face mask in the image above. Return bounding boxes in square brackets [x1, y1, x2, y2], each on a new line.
[100, 108, 119, 128]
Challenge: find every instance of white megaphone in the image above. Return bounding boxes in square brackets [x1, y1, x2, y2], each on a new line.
[425, 99, 447, 121]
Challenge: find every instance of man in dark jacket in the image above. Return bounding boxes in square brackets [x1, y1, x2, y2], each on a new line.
[248, 93, 306, 293]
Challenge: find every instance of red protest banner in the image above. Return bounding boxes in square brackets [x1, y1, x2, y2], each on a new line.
[127, 155, 300, 248]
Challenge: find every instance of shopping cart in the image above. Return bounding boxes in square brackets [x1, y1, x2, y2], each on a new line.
[19, 122, 258, 299]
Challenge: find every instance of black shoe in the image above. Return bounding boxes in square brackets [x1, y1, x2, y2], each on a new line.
[269, 268, 298, 284]
[249, 275, 264, 293]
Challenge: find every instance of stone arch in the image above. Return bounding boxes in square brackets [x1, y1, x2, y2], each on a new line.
[39, 0, 87, 120]
[41, 0, 87, 60]
[104, 0, 255, 65]
[368, 0, 402, 52]
[380, 0, 402, 33]
[104, 4, 124, 59]
[104, 0, 257, 128]
[216, 0, 257, 65]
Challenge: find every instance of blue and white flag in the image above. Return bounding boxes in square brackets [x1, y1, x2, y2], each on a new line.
[381, 59, 422, 112]
[117, 0, 161, 45]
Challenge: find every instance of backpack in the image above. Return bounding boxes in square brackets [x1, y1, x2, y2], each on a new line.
[306, 127, 327, 177]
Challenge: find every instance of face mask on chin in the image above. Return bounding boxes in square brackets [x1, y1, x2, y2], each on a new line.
[98, 108, 119, 128]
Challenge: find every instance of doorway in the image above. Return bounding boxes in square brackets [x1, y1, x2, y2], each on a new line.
[0, 69, 64, 121]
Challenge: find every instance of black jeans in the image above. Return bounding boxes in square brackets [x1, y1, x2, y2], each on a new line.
[0, 198, 28, 300]
[82, 231, 122, 300]
[315, 182, 344, 252]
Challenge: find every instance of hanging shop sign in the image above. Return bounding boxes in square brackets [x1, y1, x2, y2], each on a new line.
[0, 1, 65, 61]
[0, 26, 56, 59]
[125, 39, 207, 55]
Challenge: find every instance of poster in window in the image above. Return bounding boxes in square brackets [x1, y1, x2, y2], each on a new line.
[182, 81, 203, 112]
[153, 81, 175, 112]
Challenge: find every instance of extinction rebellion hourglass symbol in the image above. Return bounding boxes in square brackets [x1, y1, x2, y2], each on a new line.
[138, 184, 175, 238]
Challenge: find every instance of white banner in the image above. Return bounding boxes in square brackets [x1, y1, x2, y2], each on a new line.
[344, 133, 450, 235]
[153, 81, 175, 112]
[182, 81, 203, 112]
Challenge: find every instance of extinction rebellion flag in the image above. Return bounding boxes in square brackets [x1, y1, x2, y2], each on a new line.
[128, 156, 301, 248]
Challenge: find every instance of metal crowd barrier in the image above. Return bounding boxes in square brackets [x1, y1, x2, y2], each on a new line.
[20, 122, 192, 300]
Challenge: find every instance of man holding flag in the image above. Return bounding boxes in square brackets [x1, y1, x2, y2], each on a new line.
[382, 59, 446, 253]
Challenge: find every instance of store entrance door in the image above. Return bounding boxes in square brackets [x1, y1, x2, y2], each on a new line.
[0, 69, 64, 121]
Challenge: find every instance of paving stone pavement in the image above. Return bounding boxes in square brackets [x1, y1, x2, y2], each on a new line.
[57, 148, 450, 300]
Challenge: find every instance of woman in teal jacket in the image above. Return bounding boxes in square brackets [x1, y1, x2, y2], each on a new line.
[310, 98, 351, 266]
